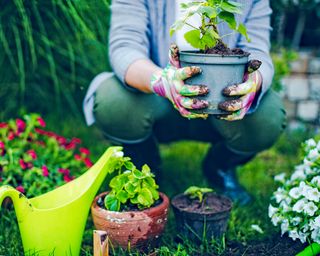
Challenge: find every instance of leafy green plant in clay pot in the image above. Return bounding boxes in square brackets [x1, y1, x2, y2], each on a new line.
[171, 186, 232, 241]
[170, 0, 261, 116]
[91, 154, 169, 251]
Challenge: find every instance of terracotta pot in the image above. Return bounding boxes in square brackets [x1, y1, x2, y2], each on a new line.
[171, 193, 232, 241]
[91, 192, 169, 250]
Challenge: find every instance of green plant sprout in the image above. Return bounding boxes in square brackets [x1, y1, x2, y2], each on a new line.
[104, 158, 159, 212]
[170, 0, 250, 51]
[184, 186, 214, 203]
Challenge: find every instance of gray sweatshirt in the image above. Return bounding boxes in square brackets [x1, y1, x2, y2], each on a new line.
[84, 0, 274, 125]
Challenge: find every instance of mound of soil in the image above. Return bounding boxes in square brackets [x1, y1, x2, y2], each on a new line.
[205, 41, 250, 56]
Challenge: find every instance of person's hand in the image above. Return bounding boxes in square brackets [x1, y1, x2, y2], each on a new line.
[150, 44, 209, 119]
[218, 60, 262, 121]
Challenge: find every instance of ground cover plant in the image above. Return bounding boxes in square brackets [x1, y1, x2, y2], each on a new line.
[0, 114, 314, 255]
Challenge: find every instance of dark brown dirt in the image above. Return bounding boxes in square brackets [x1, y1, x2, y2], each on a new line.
[205, 41, 250, 56]
[172, 193, 232, 214]
[222, 235, 306, 256]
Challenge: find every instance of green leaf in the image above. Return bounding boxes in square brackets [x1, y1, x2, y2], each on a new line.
[218, 11, 236, 30]
[109, 174, 127, 190]
[199, 6, 217, 19]
[143, 176, 157, 188]
[124, 182, 137, 195]
[124, 161, 135, 170]
[141, 164, 151, 175]
[133, 169, 145, 179]
[237, 23, 250, 42]
[148, 186, 160, 201]
[170, 19, 185, 36]
[116, 190, 129, 204]
[220, 1, 242, 14]
[137, 188, 154, 207]
[184, 29, 202, 49]
[130, 196, 139, 205]
[104, 194, 120, 211]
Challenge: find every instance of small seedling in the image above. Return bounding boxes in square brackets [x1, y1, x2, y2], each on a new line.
[184, 186, 213, 203]
[170, 0, 250, 52]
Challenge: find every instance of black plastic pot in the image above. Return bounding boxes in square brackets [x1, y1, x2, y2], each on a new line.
[180, 51, 249, 115]
[171, 193, 232, 241]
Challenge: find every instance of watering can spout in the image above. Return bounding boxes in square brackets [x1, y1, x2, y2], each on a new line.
[0, 185, 33, 220]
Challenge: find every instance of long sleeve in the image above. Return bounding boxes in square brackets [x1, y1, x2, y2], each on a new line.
[237, 0, 274, 111]
[109, 0, 151, 84]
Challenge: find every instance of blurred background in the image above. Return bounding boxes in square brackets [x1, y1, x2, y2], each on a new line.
[0, 0, 319, 126]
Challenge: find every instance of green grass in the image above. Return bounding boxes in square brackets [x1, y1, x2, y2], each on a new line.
[0, 116, 313, 255]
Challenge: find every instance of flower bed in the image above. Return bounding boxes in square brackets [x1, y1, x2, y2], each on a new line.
[0, 114, 93, 197]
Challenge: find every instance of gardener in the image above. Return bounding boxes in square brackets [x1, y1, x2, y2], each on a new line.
[83, 0, 286, 205]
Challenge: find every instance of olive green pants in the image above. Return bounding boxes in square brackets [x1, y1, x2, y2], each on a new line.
[93, 75, 286, 171]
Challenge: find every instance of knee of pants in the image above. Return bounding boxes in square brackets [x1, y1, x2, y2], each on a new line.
[92, 76, 156, 144]
[214, 91, 287, 154]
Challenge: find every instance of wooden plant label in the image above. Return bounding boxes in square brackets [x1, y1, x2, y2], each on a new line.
[93, 230, 109, 256]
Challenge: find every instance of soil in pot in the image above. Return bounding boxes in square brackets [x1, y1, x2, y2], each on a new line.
[172, 193, 232, 242]
[91, 192, 170, 251]
[180, 41, 250, 115]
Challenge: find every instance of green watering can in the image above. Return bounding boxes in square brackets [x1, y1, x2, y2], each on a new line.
[0, 146, 121, 256]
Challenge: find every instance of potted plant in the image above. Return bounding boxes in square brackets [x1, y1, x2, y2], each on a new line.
[170, 0, 253, 114]
[171, 186, 232, 241]
[269, 138, 320, 256]
[91, 155, 169, 250]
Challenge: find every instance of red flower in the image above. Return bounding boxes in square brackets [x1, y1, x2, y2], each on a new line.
[19, 159, 27, 170]
[42, 166, 49, 177]
[0, 123, 8, 129]
[84, 158, 93, 167]
[37, 117, 46, 127]
[56, 136, 67, 146]
[65, 143, 76, 150]
[74, 154, 82, 161]
[27, 149, 37, 160]
[35, 128, 47, 135]
[16, 119, 26, 132]
[80, 147, 90, 155]
[58, 168, 70, 176]
[71, 138, 81, 144]
[16, 185, 25, 194]
[0, 141, 4, 149]
[8, 131, 15, 140]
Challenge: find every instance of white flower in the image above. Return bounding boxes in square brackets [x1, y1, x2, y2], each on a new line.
[291, 217, 302, 226]
[305, 187, 320, 202]
[308, 148, 319, 161]
[303, 159, 313, 167]
[311, 228, 320, 244]
[274, 187, 286, 203]
[303, 201, 318, 216]
[280, 201, 291, 212]
[274, 173, 286, 183]
[251, 224, 264, 234]
[306, 138, 317, 148]
[298, 231, 308, 243]
[309, 216, 320, 230]
[289, 186, 302, 199]
[311, 176, 320, 187]
[281, 220, 289, 235]
[291, 169, 306, 181]
[268, 204, 278, 218]
[289, 229, 300, 241]
[293, 199, 308, 213]
[299, 181, 310, 196]
[271, 214, 282, 226]
[113, 150, 124, 158]
[302, 223, 310, 232]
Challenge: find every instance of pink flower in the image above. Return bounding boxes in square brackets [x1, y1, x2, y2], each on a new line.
[8, 131, 15, 140]
[27, 149, 37, 160]
[80, 147, 90, 155]
[0, 141, 4, 149]
[63, 174, 74, 182]
[74, 154, 82, 161]
[58, 168, 70, 176]
[0, 123, 8, 129]
[65, 143, 76, 150]
[16, 186, 25, 194]
[16, 119, 26, 132]
[56, 136, 67, 145]
[84, 158, 93, 167]
[71, 138, 81, 144]
[42, 166, 49, 177]
[19, 159, 27, 170]
[37, 117, 46, 127]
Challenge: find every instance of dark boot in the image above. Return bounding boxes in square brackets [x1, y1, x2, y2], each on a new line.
[203, 143, 254, 206]
[121, 136, 162, 181]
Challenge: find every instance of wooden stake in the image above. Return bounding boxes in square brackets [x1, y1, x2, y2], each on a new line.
[93, 230, 109, 256]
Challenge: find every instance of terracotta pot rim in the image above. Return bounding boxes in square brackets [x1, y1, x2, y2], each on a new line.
[92, 191, 169, 215]
[171, 193, 232, 215]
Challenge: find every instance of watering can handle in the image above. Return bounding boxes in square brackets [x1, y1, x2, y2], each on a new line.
[296, 243, 320, 256]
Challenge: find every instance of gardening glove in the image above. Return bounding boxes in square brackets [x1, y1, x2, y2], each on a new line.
[150, 44, 209, 119]
[218, 60, 262, 121]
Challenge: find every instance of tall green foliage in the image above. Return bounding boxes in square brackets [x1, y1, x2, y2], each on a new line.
[0, 0, 111, 118]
